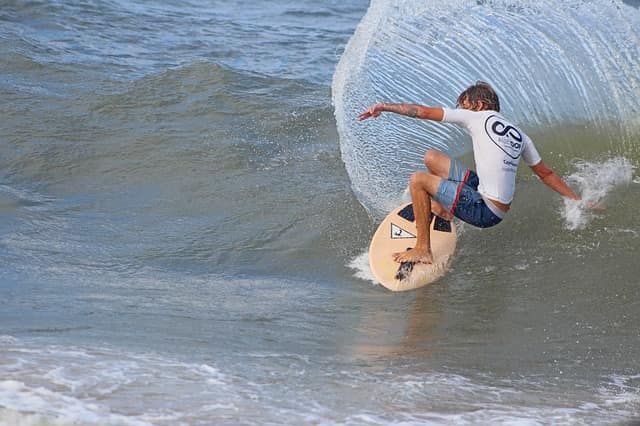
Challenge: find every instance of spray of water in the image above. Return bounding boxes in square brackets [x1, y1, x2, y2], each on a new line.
[333, 0, 640, 216]
[562, 157, 634, 230]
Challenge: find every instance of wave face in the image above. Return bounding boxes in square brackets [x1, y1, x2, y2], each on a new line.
[332, 0, 640, 215]
[0, 59, 362, 279]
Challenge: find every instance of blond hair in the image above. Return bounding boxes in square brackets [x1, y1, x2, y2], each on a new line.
[457, 81, 500, 112]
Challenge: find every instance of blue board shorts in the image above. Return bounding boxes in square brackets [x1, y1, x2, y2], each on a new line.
[432, 159, 504, 228]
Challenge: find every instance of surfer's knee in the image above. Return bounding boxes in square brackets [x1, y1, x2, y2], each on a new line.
[409, 171, 437, 192]
[423, 150, 440, 167]
[409, 171, 425, 189]
[423, 150, 450, 178]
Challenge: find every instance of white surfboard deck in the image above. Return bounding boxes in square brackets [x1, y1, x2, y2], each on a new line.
[369, 202, 457, 291]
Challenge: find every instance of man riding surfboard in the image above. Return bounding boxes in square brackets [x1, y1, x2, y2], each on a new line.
[359, 82, 581, 265]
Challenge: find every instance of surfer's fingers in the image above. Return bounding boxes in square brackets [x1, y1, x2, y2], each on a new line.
[358, 110, 373, 120]
[585, 202, 606, 211]
[359, 103, 386, 120]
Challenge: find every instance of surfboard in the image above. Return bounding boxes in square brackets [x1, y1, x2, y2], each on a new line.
[369, 202, 456, 291]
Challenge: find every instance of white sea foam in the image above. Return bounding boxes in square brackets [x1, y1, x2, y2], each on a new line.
[562, 157, 634, 230]
[348, 250, 377, 284]
[0, 381, 151, 426]
[0, 337, 230, 426]
[1, 335, 639, 425]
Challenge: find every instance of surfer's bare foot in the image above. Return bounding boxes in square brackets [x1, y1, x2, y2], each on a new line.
[393, 247, 433, 264]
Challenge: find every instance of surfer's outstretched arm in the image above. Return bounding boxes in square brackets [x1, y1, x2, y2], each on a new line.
[530, 161, 581, 200]
[358, 103, 444, 121]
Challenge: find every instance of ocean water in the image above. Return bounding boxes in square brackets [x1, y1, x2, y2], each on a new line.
[1, 0, 639, 424]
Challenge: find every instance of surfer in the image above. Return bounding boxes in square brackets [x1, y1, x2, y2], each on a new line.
[358, 81, 581, 264]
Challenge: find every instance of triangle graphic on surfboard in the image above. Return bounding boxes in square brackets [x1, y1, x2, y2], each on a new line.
[390, 223, 416, 239]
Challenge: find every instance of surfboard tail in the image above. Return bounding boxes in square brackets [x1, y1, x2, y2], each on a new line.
[369, 202, 457, 291]
[393, 255, 451, 290]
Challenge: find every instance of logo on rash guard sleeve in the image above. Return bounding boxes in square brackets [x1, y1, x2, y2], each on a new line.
[484, 115, 524, 159]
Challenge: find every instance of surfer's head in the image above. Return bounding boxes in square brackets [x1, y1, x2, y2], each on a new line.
[456, 81, 500, 112]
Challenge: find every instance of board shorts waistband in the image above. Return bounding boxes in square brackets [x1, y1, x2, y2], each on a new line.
[481, 195, 506, 219]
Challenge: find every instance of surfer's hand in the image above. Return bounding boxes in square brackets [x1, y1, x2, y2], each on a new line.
[569, 197, 605, 211]
[358, 103, 385, 121]
[570, 195, 605, 211]
[584, 202, 606, 211]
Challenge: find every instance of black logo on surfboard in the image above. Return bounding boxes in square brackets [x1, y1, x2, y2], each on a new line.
[484, 114, 524, 159]
[390, 223, 416, 239]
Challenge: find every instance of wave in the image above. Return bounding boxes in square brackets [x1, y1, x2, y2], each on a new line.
[92, 61, 326, 119]
[2, 334, 639, 425]
[3, 60, 334, 191]
[332, 0, 640, 215]
[1, 59, 365, 279]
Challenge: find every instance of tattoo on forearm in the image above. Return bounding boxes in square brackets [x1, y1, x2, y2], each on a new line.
[386, 103, 420, 118]
[406, 105, 418, 118]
